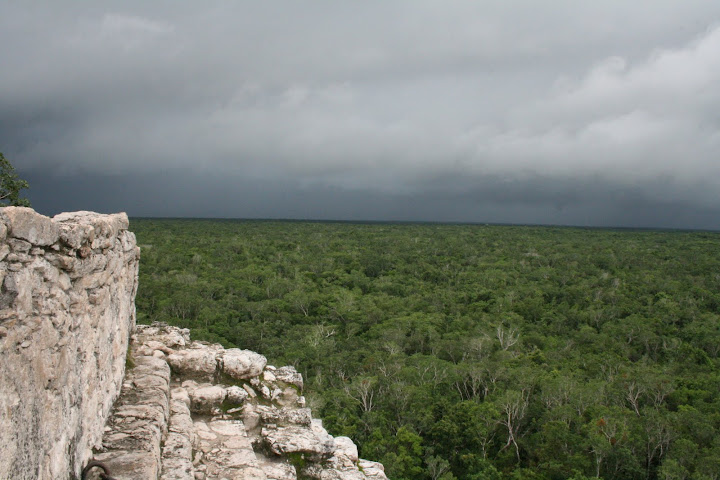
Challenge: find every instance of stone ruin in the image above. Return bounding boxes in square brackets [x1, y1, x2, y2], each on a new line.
[0, 207, 387, 480]
[99, 323, 387, 480]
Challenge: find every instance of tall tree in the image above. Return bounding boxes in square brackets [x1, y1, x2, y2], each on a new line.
[0, 153, 30, 206]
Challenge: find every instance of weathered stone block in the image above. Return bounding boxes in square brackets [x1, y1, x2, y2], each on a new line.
[167, 348, 218, 381]
[190, 385, 227, 414]
[1, 207, 59, 246]
[221, 349, 267, 380]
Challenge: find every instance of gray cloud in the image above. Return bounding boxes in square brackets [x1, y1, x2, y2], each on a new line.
[2, 2, 720, 227]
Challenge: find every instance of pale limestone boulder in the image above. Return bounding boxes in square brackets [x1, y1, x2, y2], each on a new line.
[226, 385, 249, 405]
[257, 406, 312, 427]
[274, 366, 304, 390]
[162, 394, 196, 480]
[94, 451, 160, 480]
[168, 399, 196, 445]
[1, 207, 59, 246]
[207, 418, 246, 436]
[260, 461, 297, 480]
[261, 385, 272, 399]
[242, 404, 262, 432]
[159, 329, 188, 348]
[53, 211, 129, 250]
[271, 387, 284, 402]
[167, 348, 218, 381]
[262, 422, 336, 461]
[309, 465, 366, 480]
[190, 385, 226, 414]
[194, 421, 218, 442]
[145, 340, 174, 354]
[56, 222, 94, 249]
[243, 383, 258, 398]
[221, 349, 267, 380]
[135, 324, 189, 348]
[334, 437, 359, 465]
[170, 387, 192, 409]
[357, 460, 388, 479]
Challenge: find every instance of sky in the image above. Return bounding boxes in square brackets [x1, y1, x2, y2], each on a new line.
[2, 2, 720, 228]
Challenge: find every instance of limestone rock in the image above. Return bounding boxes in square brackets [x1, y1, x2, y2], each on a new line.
[274, 366, 304, 390]
[135, 324, 189, 349]
[161, 390, 196, 480]
[262, 423, 336, 461]
[257, 406, 312, 427]
[261, 461, 297, 480]
[304, 465, 366, 480]
[357, 460, 388, 479]
[221, 348, 267, 380]
[167, 347, 218, 381]
[1, 207, 59, 246]
[189, 385, 226, 414]
[334, 437, 359, 465]
[226, 385, 249, 405]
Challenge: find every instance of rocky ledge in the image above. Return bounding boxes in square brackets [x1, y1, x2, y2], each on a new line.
[91, 323, 387, 480]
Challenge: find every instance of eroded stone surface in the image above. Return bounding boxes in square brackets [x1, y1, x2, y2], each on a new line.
[221, 348, 267, 380]
[189, 385, 227, 414]
[0, 208, 139, 480]
[161, 388, 196, 480]
[100, 324, 387, 480]
[263, 423, 336, 460]
[167, 347, 219, 381]
[96, 353, 170, 480]
[274, 366, 304, 390]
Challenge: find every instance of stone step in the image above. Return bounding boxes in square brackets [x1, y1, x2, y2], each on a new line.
[193, 418, 267, 480]
[160, 387, 196, 480]
[93, 355, 171, 480]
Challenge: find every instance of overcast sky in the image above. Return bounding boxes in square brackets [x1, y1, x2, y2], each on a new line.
[2, 2, 720, 228]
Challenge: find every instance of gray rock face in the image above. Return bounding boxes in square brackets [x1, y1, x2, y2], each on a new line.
[0, 207, 140, 480]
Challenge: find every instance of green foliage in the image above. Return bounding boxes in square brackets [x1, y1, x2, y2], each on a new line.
[0, 152, 30, 206]
[132, 219, 720, 479]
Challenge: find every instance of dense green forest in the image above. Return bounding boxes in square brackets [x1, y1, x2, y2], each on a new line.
[133, 219, 720, 480]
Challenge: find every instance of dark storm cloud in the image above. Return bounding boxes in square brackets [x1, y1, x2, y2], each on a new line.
[2, 2, 720, 227]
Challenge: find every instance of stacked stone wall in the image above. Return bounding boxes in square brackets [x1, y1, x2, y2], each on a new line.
[0, 208, 140, 480]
